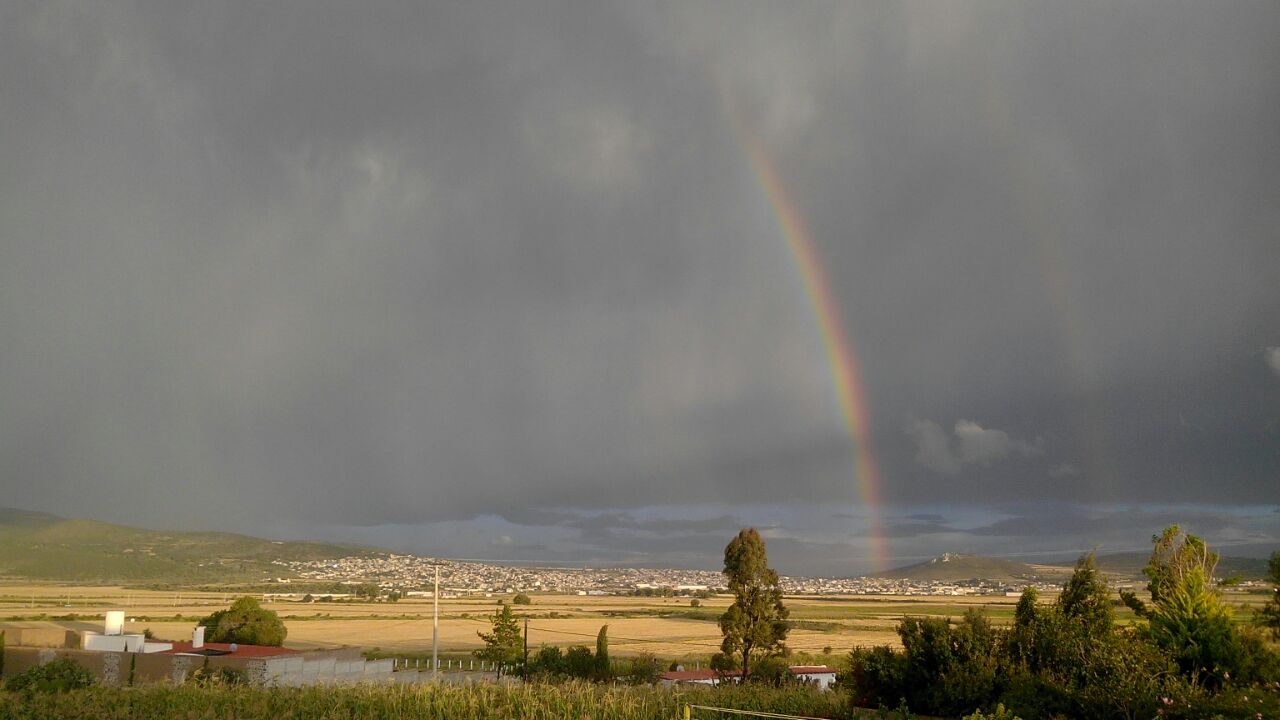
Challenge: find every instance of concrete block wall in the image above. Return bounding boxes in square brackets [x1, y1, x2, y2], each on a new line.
[363, 658, 394, 680]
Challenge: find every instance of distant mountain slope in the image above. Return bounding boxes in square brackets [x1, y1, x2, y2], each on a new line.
[872, 550, 1273, 584]
[870, 553, 1069, 582]
[0, 507, 381, 585]
[1093, 551, 1271, 581]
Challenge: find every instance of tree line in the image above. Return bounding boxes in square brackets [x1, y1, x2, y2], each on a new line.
[847, 525, 1280, 719]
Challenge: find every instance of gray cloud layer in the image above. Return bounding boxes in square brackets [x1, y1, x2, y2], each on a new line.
[2, 2, 1277, 572]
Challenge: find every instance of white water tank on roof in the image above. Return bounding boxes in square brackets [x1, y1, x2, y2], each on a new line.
[105, 611, 125, 636]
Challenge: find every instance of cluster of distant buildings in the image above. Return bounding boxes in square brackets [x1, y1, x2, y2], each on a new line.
[272, 555, 1051, 598]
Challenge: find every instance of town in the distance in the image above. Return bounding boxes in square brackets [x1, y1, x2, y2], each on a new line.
[273, 552, 1063, 600]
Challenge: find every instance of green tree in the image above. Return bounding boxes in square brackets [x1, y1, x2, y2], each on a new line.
[512, 592, 532, 605]
[474, 602, 523, 673]
[718, 528, 789, 679]
[1145, 566, 1237, 684]
[1013, 587, 1038, 627]
[594, 624, 611, 681]
[1125, 525, 1255, 687]
[1056, 553, 1113, 637]
[1124, 524, 1218, 612]
[197, 596, 287, 646]
[1255, 550, 1280, 640]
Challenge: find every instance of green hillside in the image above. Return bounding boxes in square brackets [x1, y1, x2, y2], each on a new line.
[1093, 551, 1271, 581]
[0, 507, 381, 586]
[870, 553, 1064, 582]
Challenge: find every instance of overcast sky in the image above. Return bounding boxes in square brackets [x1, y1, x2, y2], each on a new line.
[2, 1, 1277, 576]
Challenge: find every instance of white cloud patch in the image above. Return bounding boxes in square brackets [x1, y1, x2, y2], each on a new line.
[908, 419, 1043, 475]
[1266, 347, 1280, 378]
[954, 420, 1043, 464]
[908, 419, 963, 474]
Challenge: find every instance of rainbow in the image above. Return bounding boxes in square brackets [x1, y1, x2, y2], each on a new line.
[729, 113, 890, 573]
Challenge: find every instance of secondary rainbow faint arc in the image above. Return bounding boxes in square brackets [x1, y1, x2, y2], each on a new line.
[731, 115, 890, 573]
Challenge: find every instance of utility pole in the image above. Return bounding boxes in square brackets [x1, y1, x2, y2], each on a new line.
[432, 564, 439, 680]
[522, 618, 529, 680]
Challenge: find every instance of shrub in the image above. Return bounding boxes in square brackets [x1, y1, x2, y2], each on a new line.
[750, 656, 799, 687]
[962, 704, 1022, 720]
[563, 646, 595, 679]
[844, 645, 907, 710]
[4, 658, 94, 694]
[512, 593, 532, 605]
[626, 653, 662, 685]
[897, 611, 1003, 717]
[529, 645, 565, 678]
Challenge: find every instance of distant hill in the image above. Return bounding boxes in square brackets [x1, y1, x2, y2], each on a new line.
[870, 553, 1066, 583]
[0, 507, 381, 586]
[1093, 551, 1272, 581]
[871, 550, 1274, 584]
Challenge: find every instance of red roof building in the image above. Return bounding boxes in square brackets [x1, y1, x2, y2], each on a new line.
[161, 641, 301, 658]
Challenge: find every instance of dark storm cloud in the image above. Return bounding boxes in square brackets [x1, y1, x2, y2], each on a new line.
[1, 1, 1277, 571]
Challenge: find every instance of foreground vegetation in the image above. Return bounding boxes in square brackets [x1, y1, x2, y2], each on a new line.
[2, 675, 1276, 720]
[0, 681, 846, 720]
[847, 527, 1280, 719]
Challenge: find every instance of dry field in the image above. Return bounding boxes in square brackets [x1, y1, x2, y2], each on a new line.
[2, 583, 1267, 661]
[0, 584, 1013, 658]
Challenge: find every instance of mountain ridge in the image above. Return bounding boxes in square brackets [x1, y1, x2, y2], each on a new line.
[0, 507, 381, 585]
[868, 553, 1069, 582]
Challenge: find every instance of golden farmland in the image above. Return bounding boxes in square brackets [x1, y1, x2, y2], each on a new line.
[0, 584, 1031, 658]
[2, 583, 1270, 661]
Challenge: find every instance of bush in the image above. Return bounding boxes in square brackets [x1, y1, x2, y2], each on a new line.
[626, 652, 662, 685]
[844, 645, 907, 710]
[4, 658, 94, 694]
[1000, 602, 1178, 719]
[512, 593, 532, 605]
[749, 656, 798, 687]
[563, 646, 595, 679]
[529, 645, 565, 679]
[896, 611, 1003, 717]
[962, 704, 1022, 720]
